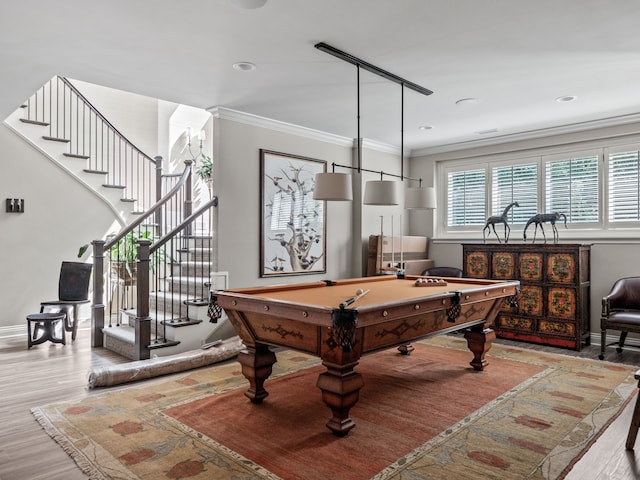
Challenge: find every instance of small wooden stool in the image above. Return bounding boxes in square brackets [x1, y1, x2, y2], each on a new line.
[27, 312, 66, 348]
[626, 369, 640, 449]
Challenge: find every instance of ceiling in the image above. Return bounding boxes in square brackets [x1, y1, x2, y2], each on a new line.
[3, 0, 640, 155]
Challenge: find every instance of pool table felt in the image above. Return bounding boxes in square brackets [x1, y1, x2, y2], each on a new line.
[236, 276, 508, 310]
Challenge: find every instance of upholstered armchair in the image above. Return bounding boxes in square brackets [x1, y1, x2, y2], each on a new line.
[600, 277, 640, 360]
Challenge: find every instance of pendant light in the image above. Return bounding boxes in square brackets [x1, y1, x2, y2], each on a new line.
[313, 168, 352, 201]
[313, 43, 433, 205]
[363, 177, 400, 205]
[405, 185, 436, 209]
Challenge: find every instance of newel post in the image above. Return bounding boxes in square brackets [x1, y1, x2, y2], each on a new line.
[135, 239, 151, 360]
[91, 240, 105, 348]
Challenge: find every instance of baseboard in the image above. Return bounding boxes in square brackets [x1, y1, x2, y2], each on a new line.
[0, 324, 27, 338]
[597, 332, 640, 350]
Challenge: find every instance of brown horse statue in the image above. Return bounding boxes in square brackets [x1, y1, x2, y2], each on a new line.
[483, 202, 519, 243]
[523, 212, 567, 243]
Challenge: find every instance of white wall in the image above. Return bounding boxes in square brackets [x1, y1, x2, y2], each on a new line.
[216, 118, 356, 287]
[72, 79, 160, 158]
[0, 125, 120, 334]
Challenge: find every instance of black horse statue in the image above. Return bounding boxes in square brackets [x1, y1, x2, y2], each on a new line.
[523, 212, 567, 243]
[483, 202, 519, 243]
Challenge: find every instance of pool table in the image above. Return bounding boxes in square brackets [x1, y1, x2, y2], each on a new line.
[213, 275, 519, 436]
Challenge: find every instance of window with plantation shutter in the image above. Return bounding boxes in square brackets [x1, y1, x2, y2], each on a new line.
[491, 163, 538, 224]
[544, 154, 599, 223]
[447, 169, 486, 226]
[608, 150, 640, 222]
[438, 141, 640, 237]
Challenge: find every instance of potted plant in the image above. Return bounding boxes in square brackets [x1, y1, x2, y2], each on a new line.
[195, 154, 213, 182]
[108, 230, 156, 285]
[77, 231, 157, 286]
[195, 154, 214, 198]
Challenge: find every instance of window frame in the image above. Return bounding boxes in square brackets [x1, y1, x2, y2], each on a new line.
[604, 144, 640, 229]
[434, 143, 640, 241]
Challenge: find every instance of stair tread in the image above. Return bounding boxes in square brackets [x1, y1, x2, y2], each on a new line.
[63, 153, 90, 159]
[162, 319, 203, 327]
[103, 184, 126, 189]
[149, 339, 181, 349]
[103, 326, 180, 349]
[19, 118, 49, 126]
[42, 135, 70, 143]
[83, 169, 108, 175]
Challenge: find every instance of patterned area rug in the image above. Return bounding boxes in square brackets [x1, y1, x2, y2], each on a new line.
[32, 336, 637, 479]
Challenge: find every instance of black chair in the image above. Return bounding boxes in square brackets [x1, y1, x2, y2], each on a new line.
[39, 261, 92, 341]
[421, 266, 463, 278]
[599, 277, 640, 360]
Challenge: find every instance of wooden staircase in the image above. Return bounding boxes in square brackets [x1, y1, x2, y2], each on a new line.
[7, 76, 230, 360]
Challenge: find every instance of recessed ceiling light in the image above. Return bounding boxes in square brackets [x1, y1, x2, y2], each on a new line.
[556, 95, 577, 103]
[418, 125, 433, 131]
[476, 128, 498, 135]
[455, 98, 479, 106]
[233, 62, 257, 72]
[229, 0, 267, 9]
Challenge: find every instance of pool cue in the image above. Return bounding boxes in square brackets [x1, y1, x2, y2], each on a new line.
[391, 215, 394, 269]
[339, 289, 370, 309]
[400, 214, 403, 271]
[379, 216, 383, 274]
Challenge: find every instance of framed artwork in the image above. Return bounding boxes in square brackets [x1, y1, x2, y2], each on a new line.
[260, 149, 326, 277]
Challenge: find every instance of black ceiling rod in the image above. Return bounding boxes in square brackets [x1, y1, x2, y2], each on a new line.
[314, 42, 433, 97]
[400, 83, 404, 181]
[357, 64, 361, 173]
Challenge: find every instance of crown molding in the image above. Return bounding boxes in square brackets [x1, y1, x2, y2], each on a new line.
[202, 106, 640, 160]
[411, 112, 640, 157]
[209, 106, 352, 147]
[207, 106, 405, 155]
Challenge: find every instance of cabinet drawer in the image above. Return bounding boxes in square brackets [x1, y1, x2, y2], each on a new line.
[464, 251, 490, 278]
[519, 285, 543, 316]
[538, 319, 576, 338]
[495, 314, 535, 332]
[547, 287, 577, 319]
[546, 253, 576, 283]
[492, 252, 516, 279]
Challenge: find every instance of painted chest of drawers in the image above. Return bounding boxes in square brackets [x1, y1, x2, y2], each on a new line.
[462, 243, 590, 350]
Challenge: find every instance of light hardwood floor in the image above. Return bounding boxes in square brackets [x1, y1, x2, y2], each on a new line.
[1, 325, 639, 479]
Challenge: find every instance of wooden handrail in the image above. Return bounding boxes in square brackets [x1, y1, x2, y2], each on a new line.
[60, 77, 156, 166]
[151, 196, 218, 253]
[104, 162, 192, 251]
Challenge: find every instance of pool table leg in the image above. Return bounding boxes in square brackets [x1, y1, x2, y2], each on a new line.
[464, 325, 496, 371]
[316, 359, 364, 437]
[238, 343, 277, 404]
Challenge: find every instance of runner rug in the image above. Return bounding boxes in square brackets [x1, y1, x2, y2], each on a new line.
[32, 335, 637, 480]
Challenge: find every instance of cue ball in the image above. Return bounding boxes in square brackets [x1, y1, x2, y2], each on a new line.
[356, 288, 364, 295]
